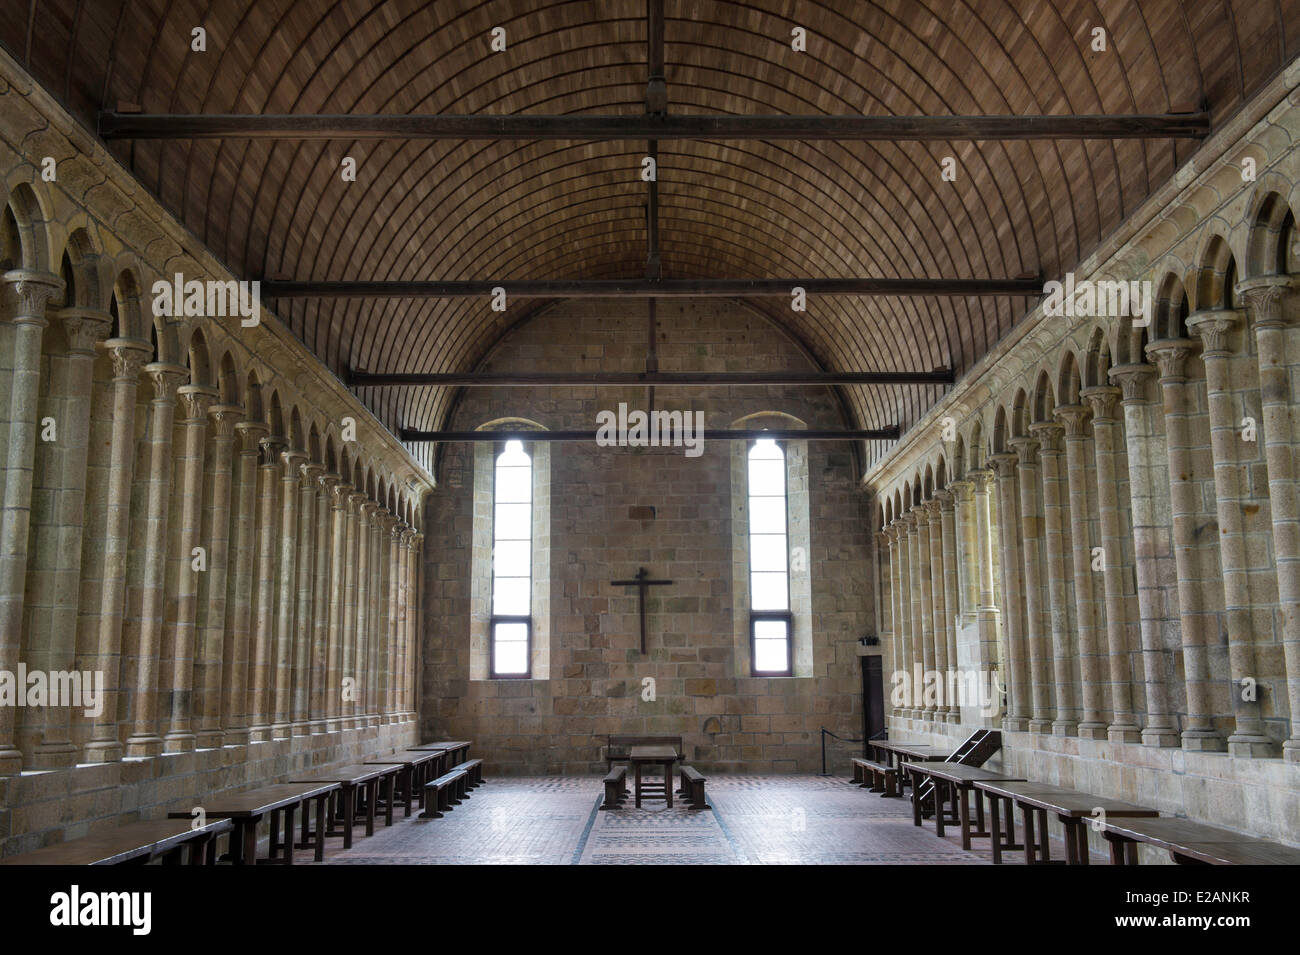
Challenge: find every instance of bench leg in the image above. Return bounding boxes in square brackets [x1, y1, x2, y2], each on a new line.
[990, 796, 1003, 864]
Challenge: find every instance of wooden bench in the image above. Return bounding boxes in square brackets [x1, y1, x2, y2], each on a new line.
[852, 757, 899, 797]
[1098, 816, 1300, 866]
[605, 734, 683, 770]
[0, 817, 234, 866]
[460, 757, 485, 789]
[363, 750, 445, 816]
[420, 768, 470, 819]
[601, 766, 628, 809]
[167, 782, 338, 865]
[677, 766, 709, 810]
[904, 762, 1026, 851]
[289, 763, 402, 850]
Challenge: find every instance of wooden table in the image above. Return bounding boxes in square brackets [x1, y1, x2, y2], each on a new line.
[289, 763, 402, 849]
[1099, 816, 1300, 865]
[363, 750, 445, 816]
[629, 745, 678, 808]
[974, 780, 1158, 865]
[867, 740, 951, 767]
[904, 762, 1027, 851]
[413, 741, 470, 765]
[168, 782, 338, 865]
[0, 817, 234, 866]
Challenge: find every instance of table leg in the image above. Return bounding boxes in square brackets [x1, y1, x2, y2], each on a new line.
[402, 768, 413, 817]
[910, 769, 922, 827]
[365, 779, 377, 836]
[958, 786, 972, 850]
[1022, 804, 1035, 865]
[665, 761, 673, 809]
[384, 773, 395, 826]
[934, 779, 946, 837]
[342, 786, 355, 849]
[635, 761, 643, 808]
[1063, 818, 1080, 865]
[314, 795, 326, 862]
[990, 796, 1003, 864]
[1037, 810, 1050, 863]
[283, 805, 296, 865]
[270, 808, 282, 860]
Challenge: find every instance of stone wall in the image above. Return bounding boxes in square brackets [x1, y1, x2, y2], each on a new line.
[420, 299, 875, 774]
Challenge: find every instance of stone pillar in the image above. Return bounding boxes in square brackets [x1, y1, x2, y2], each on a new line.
[354, 501, 375, 728]
[247, 435, 285, 743]
[0, 269, 61, 773]
[935, 492, 961, 722]
[123, 361, 188, 759]
[1029, 420, 1078, 736]
[883, 523, 901, 716]
[1187, 308, 1274, 756]
[1238, 276, 1300, 761]
[221, 420, 267, 746]
[1009, 435, 1052, 733]
[341, 491, 365, 729]
[970, 471, 1002, 683]
[272, 448, 306, 739]
[1079, 385, 1142, 742]
[326, 482, 353, 732]
[913, 504, 937, 720]
[386, 515, 403, 722]
[162, 383, 219, 753]
[368, 512, 385, 726]
[195, 403, 242, 749]
[292, 461, 323, 736]
[83, 338, 152, 763]
[310, 473, 338, 733]
[18, 307, 111, 768]
[408, 531, 423, 722]
[989, 454, 1028, 730]
[1146, 338, 1227, 751]
[1108, 363, 1180, 746]
[904, 512, 922, 719]
[949, 480, 976, 624]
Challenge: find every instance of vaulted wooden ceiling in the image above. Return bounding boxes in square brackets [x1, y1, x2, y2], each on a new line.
[3, 0, 1294, 459]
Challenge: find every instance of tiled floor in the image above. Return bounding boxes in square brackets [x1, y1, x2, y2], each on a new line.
[317, 774, 1089, 865]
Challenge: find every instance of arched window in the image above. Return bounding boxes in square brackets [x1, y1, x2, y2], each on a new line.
[748, 438, 792, 675]
[491, 440, 532, 676]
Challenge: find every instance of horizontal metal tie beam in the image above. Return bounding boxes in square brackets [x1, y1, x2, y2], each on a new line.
[265, 277, 1041, 299]
[99, 112, 1210, 141]
[399, 427, 900, 442]
[347, 369, 955, 387]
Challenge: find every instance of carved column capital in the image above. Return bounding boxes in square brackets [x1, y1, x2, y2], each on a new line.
[279, 448, 308, 477]
[235, 420, 270, 454]
[910, 503, 929, 526]
[104, 337, 152, 382]
[391, 519, 408, 542]
[144, 361, 188, 401]
[258, 435, 288, 467]
[331, 481, 354, 509]
[1185, 309, 1243, 357]
[1236, 275, 1298, 330]
[1079, 385, 1122, 421]
[1107, 362, 1157, 402]
[318, 472, 340, 496]
[347, 491, 368, 513]
[207, 403, 245, 437]
[1007, 435, 1040, 465]
[933, 488, 955, 512]
[988, 452, 1019, 481]
[177, 384, 219, 422]
[409, 532, 424, 551]
[1027, 420, 1065, 453]
[299, 461, 324, 487]
[2, 269, 63, 326]
[1144, 338, 1199, 382]
[947, 479, 974, 504]
[56, 307, 112, 355]
[968, 468, 995, 493]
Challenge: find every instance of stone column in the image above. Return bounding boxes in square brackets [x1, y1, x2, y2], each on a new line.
[310, 473, 338, 733]
[1080, 385, 1142, 742]
[883, 522, 901, 715]
[1009, 435, 1052, 733]
[326, 482, 353, 732]
[1146, 339, 1227, 751]
[386, 515, 403, 722]
[292, 461, 323, 736]
[373, 512, 393, 726]
[989, 454, 1028, 731]
[1187, 309, 1274, 756]
[396, 524, 413, 721]
[247, 435, 285, 743]
[1029, 420, 1078, 736]
[1238, 276, 1300, 761]
[368, 512, 386, 726]
[272, 447, 306, 739]
[923, 498, 950, 720]
[0, 269, 61, 773]
[408, 531, 423, 722]
[341, 491, 366, 728]
[195, 403, 242, 749]
[354, 501, 376, 727]
[83, 338, 152, 763]
[221, 420, 267, 746]
[938, 490, 962, 721]
[162, 384, 219, 753]
[913, 504, 937, 720]
[949, 480, 976, 624]
[970, 471, 1002, 682]
[18, 308, 111, 768]
[123, 362, 188, 759]
[1108, 363, 1180, 746]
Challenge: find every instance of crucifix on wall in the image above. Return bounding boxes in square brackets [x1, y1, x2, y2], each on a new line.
[609, 567, 674, 654]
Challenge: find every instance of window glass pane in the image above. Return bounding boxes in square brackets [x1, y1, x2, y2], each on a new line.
[753, 618, 789, 641]
[492, 576, 530, 615]
[753, 620, 789, 673]
[748, 496, 786, 534]
[750, 573, 789, 610]
[494, 502, 531, 540]
[747, 459, 785, 496]
[749, 534, 788, 573]
[492, 540, 531, 578]
[493, 623, 529, 675]
[495, 465, 531, 504]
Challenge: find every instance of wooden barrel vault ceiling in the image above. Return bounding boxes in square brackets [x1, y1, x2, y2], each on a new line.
[3, 0, 1295, 467]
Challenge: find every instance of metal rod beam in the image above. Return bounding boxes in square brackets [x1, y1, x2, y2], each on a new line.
[399, 427, 900, 442]
[99, 112, 1210, 141]
[347, 369, 954, 387]
[265, 277, 1041, 299]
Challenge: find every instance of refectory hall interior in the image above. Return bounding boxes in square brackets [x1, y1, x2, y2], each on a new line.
[0, 1, 1299, 867]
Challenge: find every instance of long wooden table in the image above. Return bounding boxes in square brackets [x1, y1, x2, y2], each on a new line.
[974, 779, 1158, 865]
[904, 762, 1027, 851]
[0, 817, 234, 866]
[1099, 816, 1300, 865]
[168, 782, 338, 865]
[363, 750, 445, 816]
[413, 740, 470, 765]
[289, 763, 402, 849]
[629, 745, 678, 808]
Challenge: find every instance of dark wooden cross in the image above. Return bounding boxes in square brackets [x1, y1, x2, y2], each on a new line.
[609, 566, 674, 654]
